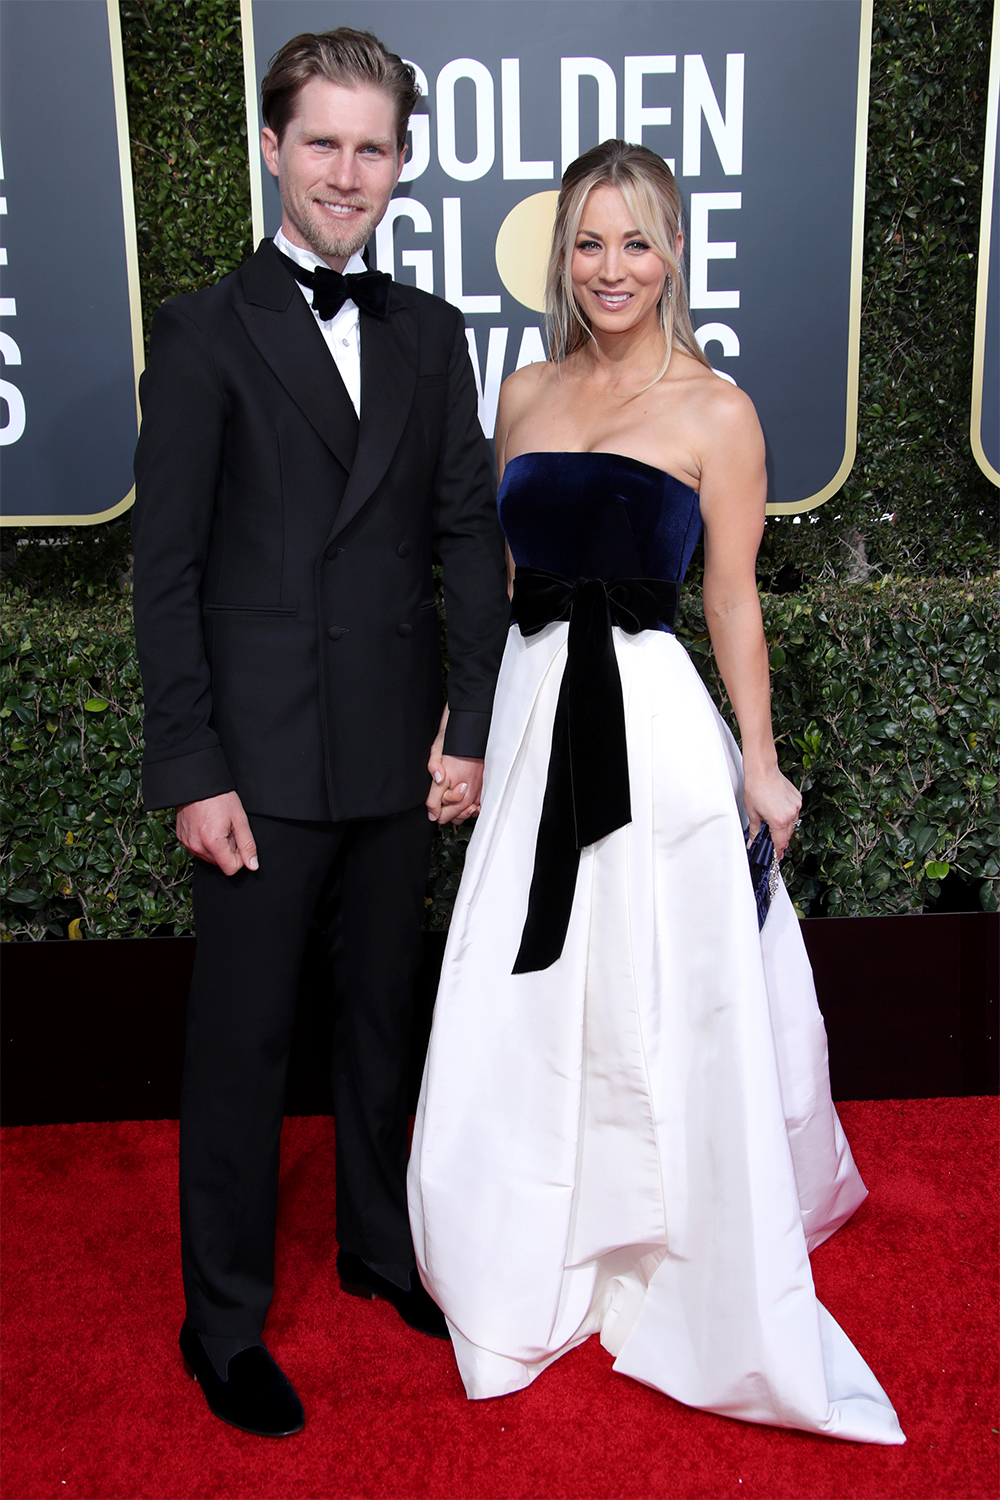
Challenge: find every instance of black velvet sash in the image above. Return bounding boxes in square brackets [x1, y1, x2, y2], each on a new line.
[511, 567, 680, 974]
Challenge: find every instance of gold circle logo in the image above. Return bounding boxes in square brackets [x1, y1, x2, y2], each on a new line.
[494, 191, 560, 313]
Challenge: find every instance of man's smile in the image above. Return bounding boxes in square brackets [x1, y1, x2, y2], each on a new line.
[314, 198, 368, 217]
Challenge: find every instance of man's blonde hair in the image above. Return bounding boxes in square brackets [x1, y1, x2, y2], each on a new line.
[261, 28, 420, 150]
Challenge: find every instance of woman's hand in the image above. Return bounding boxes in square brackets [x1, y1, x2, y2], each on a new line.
[743, 763, 802, 861]
[426, 706, 484, 825]
[427, 706, 448, 796]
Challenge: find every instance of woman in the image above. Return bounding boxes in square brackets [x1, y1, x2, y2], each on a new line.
[409, 141, 904, 1445]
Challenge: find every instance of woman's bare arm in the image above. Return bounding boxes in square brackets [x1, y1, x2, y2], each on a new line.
[696, 383, 801, 857]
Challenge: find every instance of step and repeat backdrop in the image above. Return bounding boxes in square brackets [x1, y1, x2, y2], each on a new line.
[243, 0, 873, 513]
[0, 0, 143, 525]
[0, 0, 996, 524]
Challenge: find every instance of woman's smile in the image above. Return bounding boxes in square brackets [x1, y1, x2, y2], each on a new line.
[571, 184, 668, 334]
[589, 289, 636, 311]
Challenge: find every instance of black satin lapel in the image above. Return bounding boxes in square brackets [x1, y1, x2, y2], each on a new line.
[329, 304, 418, 541]
[235, 294, 358, 473]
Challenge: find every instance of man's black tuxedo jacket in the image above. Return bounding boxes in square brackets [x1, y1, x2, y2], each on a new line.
[132, 241, 509, 821]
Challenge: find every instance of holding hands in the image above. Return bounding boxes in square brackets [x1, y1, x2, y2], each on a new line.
[426, 706, 483, 825]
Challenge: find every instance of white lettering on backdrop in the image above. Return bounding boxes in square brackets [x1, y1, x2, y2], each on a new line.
[0, 135, 25, 447]
[380, 54, 745, 432]
[436, 59, 496, 181]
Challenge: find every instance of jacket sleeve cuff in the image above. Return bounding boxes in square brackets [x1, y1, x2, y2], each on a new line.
[141, 745, 236, 811]
[442, 710, 491, 759]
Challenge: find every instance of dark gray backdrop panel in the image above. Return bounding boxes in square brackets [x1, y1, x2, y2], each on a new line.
[0, 0, 139, 523]
[248, 0, 868, 509]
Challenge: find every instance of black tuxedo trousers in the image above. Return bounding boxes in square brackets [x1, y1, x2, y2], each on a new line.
[181, 805, 433, 1338]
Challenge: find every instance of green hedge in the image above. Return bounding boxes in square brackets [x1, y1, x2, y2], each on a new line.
[2, 579, 996, 940]
[0, 597, 189, 940]
[682, 580, 999, 917]
[121, 0, 252, 329]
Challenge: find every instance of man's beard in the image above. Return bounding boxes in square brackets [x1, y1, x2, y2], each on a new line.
[296, 198, 377, 262]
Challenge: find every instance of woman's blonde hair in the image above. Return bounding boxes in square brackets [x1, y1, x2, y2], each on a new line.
[545, 139, 710, 383]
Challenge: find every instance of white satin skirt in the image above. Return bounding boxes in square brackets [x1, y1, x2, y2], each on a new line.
[408, 623, 905, 1445]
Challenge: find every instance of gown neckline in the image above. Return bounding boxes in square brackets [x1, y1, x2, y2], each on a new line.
[502, 450, 700, 498]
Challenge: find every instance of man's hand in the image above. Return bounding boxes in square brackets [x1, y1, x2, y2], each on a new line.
[176, 791, 259, 875]
[426, 705, 484, 825]
[432, 755, 484, 824]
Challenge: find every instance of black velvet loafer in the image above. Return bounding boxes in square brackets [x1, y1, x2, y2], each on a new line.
[337, 1250, 449, 1338]
[179, 1321, 305, 1437]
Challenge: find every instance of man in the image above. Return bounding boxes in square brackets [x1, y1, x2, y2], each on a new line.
[132, 29, 509, 1437]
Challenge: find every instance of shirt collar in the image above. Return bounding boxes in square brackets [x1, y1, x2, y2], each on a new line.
[273, 228, 367, 278]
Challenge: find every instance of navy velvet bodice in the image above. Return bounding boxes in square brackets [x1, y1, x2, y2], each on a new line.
[498, 451, 702, 585]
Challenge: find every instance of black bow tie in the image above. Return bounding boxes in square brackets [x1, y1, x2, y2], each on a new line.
[275, 248, 392, 320]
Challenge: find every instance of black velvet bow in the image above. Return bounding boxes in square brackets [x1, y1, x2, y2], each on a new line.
[275, 248, 392, 320]
[511, 567, 680, 974]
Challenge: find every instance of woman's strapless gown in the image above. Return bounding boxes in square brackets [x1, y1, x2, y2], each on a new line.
[408, 453, 904, 1445]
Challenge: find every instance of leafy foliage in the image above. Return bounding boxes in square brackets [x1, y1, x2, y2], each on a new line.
[680, 578, 999, 917]
[122, 0, 252, 332]
[0, 595, 191, 940]
[3, 582, 996, 939]
[424, 820, 475, 931]
[0, 524, 135, 605]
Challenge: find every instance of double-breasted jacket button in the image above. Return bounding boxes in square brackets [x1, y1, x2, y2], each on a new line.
[325, 544, 343, 561]
[327, 625, 345, 641]
[397, 623, 413, 638]
[396, 542, 411, 558]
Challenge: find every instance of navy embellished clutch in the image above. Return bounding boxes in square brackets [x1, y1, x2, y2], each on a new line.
[747, 822, 781, 930]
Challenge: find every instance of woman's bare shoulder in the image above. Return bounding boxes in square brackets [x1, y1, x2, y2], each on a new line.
[501, 359, 556, 407]
[677, 361, 762, 448]
[496, 361, 560, 452]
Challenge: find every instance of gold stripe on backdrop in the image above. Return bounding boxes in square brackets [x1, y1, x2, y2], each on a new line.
[768, 0, 873, 515]
[242, 0, 267, 249]
[2, 0, 144, 527]
[969, 0, 999, 488]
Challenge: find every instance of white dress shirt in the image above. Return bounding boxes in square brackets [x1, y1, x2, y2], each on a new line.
[273, 228, 364, 417]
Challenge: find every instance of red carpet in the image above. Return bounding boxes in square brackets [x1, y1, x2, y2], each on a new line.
[1, 1099, 996, 1500]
